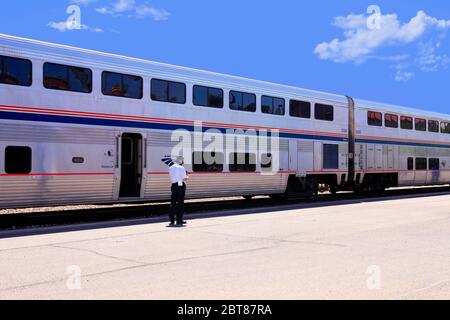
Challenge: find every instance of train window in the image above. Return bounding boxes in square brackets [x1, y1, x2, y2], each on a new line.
[229, 153, 256, 172]
[151, 79, 186, 104]
[289, 100, 311, 118]
[229, 91, 256, 112]
[315, 104, 334, 121]
[428, 120, 439, 133]
[385, 114, 399, 128]
[415, 118, 426, 131]
[441, 122, 450, 134]
[400, 116, 413, 130]
[261, 153, 272, 170]
[323, 144, 339, 169]
[5, 146, 32, 174]
[261, 95, 285, 116]
[415, 158, 427, 170]
[44, 63, 92, 93]
[192, 152, 224, 172]
[429, 158, 440, 171]
[407, 157, 414, 171]
[102, 71, 143, 99]
[0, 55, 32, 87]
[368, 111, 382, 126]
[193, 85, 223, 108]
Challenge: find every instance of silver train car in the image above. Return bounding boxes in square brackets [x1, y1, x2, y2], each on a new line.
[1, 33, 450, 208]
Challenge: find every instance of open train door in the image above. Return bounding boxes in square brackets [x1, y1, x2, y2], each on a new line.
[117, 132, 144, 199]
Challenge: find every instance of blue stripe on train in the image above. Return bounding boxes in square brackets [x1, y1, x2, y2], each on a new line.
[0, 110, 346, 143]
[2, 110, 450, 148]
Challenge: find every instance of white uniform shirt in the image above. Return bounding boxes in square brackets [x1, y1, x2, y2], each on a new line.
[169, 164, 187, 186]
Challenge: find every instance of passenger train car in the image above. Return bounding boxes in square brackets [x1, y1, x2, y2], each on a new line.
[1, 33, 450, 208]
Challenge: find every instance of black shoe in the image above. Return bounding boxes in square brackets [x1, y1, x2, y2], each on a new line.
[167, 222, 175, 228]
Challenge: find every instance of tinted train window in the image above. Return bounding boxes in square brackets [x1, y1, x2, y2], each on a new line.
[193, 85, 223, 108]
[44, 63, 92, 93]
[323, 144, 339, 169]
[315, 104, 334, 121]
[407, 157, 414, 171]
[102, 71, 142, 99]
[429, 158, 440, 171]
[385, 114, 399, 128]
[441, 122, 450, 134]
[229, 91, 256, 112]
[261, 95, 285, 116]
[229, 153, 256, 172]
[368, 111, 382, 126]
[415, 118, 426, 131]
[415, 158, 427, 170]
[192, 152, 224, 172]
[428, 120, 439, 133]
[151, 79, 186, 104]
[5, 146, 32, 174]
[0, 55, 32, 87]
[400, 116, 413, 130]
[290, 100, 311, 118]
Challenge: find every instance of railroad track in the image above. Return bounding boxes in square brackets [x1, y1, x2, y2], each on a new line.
[0, 185, 449, 232]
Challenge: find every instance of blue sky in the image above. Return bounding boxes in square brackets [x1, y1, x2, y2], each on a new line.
[1, 0, 450, 113]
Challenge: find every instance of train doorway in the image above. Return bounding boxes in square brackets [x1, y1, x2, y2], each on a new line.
[119, 133, 143, 198]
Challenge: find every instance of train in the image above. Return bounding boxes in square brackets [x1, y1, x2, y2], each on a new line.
[1, 33, 450, 209]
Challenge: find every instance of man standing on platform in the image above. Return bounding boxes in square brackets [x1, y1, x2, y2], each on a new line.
[169, 156, 189, 227]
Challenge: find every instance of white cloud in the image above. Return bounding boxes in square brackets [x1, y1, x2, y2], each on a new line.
[135, 5, 170, 21]
[314, 10, 450, 63]
[416, 41, 450, 72]
[47, 21, 104, 33]
[395, 67, 415, 82]
[70, 0, 97, 5]
[96, 0, 170, 21]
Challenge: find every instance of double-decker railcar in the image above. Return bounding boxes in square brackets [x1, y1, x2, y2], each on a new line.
[1, 34, 449, 209]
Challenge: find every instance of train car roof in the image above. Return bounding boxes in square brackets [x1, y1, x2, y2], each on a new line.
[1, 33, 448, 120]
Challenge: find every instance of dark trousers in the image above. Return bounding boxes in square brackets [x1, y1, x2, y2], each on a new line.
[170, 183, 186, 224]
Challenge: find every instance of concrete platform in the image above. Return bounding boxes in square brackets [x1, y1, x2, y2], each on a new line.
[1, 192, 450, 300]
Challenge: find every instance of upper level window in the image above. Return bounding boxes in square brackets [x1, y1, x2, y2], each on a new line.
[0, 55, 32, 87]
[193, 85, 223, 108]
[441, 122, 450, 134]
[229, 91, 256, 112]
[400, 116, 413, 130]
[44, 63, 91, 93]
[151, 79, 186, 104]
[102, 71, 142, 99]
[261, 95, 285, 116]
[289, 100, 311, 118]
[415, 118, 427, 131]
[368, 111, 382, 126]
[315, 104, 334, 121]
[385, 114, 399, 128]
[428, 120, 439, 133]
